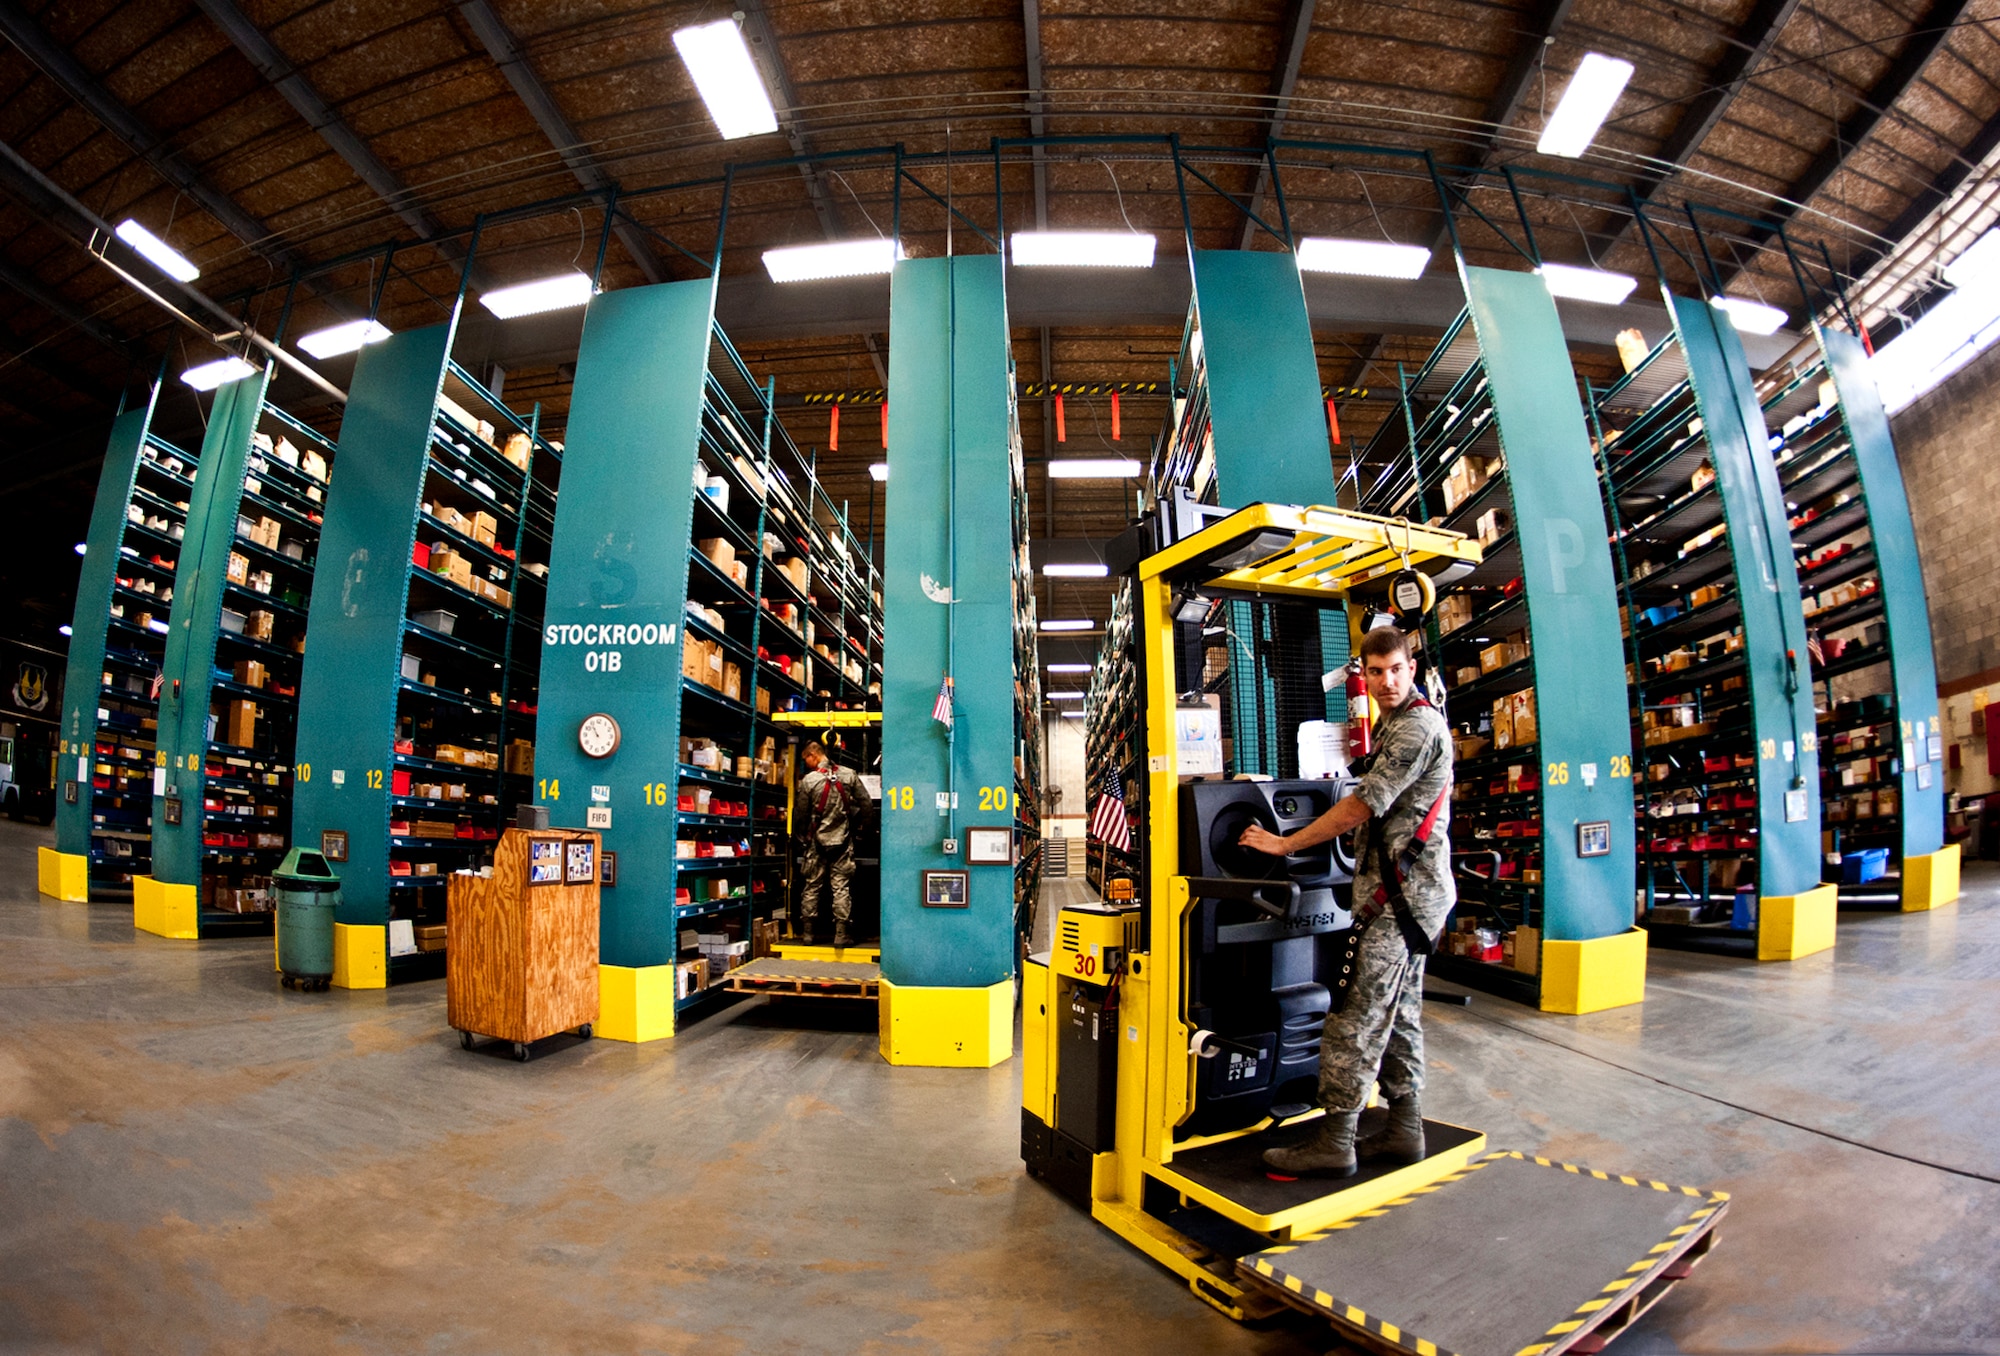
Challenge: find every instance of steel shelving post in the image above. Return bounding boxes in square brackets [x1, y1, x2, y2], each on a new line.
[879, 254, 1019, 1066]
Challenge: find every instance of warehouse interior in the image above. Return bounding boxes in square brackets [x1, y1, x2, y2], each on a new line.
[4, 1, 2000, 1351]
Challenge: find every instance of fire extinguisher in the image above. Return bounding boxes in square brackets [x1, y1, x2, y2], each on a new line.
[1346, 659, 1372, 759]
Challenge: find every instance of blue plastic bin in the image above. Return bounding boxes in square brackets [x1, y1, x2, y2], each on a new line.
[1840, 848, 1889, 884]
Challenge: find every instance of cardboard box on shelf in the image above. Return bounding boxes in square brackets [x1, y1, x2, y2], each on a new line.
[256, 517, 282, 549]
[1491, 699, 1515, 750]
[1508, 689, 1537, 746]
[1474, 507, 1509, 546]
[1455, 665, 1481, 687]
[698, 538, 735, 571]
[681, 637, 711, 684]
[501, 431, 532, 471]
[471, 511, 498, 546]
[755, 686, 771, 715]
[505, 739, 534, 776]
[1511, 925, 1540, 975]
[233, 659, 266, 688]
[226, 699, 258, 748]
[1436, 593, 1474, 634]
[722, 661, 744, 703]
[226, 552, 250, 584]
[302, 448, 328, 481]
[1453, 735, 1490, 761]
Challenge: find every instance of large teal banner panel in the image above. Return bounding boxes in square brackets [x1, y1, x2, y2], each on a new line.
[1819, 327, 1944, 858]
[294, 322, 455, 926]
[1460, 265, 1635, 942]
[56, 395, 157, 858]
[881, 256, 1018, 989]
[538, 278, 717, 970]
[151, 368, 272, 886]
[1189, 250, 1337, 507]
[1669, 294, 1822, 895]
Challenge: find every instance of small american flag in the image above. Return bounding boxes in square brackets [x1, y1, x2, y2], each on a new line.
[932, 675, 954, 730]
[1089, 767, 1131, 853]
[1807, 631, 1824, 668]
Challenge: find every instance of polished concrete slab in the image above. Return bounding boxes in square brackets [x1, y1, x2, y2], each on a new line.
[3, 817, 1997, 1353]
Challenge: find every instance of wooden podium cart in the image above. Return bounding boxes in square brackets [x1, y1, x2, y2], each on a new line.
[447, 828, 601, 1060]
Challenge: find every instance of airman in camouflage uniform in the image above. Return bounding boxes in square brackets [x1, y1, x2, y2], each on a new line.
[1238, 626, 1455, 1178]
[796, 741, 871, 947]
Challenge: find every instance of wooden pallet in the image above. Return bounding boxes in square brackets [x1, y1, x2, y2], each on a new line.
[723, 957, 881, 1000]
[1236, 1151, 1730, 1356]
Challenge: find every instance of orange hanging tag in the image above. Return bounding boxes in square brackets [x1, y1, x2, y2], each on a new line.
[829, 403, 840, 452]
[1326, 398, 1343, 447]
[1111, 390, 1121, 441]
[880, 401, 888, 448]
[1055, 392, 1067, 443]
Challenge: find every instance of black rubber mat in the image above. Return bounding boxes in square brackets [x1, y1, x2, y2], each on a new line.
[1163, 1110, 1483, 1218]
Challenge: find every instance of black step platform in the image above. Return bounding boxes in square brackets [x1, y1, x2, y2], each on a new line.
[1147, 1109, 1489, 1235]
[1239, 1150, 1729, 1356]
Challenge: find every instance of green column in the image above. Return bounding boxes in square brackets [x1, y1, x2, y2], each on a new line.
[879, 256, 1018, 1060]
[150, 367, 273, 888]
[55, 391, 159, 862]
[1188, 249, 1337, 507]
[1461, 264, 1637, 942]
[1817, 327, 1944, 859]
[293, 321, 457, 928]
[537, 278, 718, 972]
[1669, 294, 1822, 894]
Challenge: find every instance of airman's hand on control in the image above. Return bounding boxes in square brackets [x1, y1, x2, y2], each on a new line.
[1238, 824, 1290, 856]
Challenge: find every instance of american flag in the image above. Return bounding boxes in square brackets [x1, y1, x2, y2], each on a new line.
[1807, 631, 1824, 668]
[1089, 767, 1131, 853]
[932, 675, 954, 730]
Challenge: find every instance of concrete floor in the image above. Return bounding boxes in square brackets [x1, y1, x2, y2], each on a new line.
[3, 818, 1998, 1355]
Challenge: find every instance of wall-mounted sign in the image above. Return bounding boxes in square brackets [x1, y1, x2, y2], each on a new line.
[528, 837, 563, 885]
[1575, 821, 1611, 858]
[965, 826, 1012, 865]
[565, 839, 596, 885]
[600, 850, 617, 887]
[320, 829, 349, 863]
[921, 869, 969, 908]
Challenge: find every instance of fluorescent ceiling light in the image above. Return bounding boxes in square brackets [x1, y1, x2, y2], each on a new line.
[1047, 690, 1086, 700]
[181, 356, 258, 391]
[1295, 236, 1432, 280]
[1042, 563, 1109, 578]
[74, 542, 87, 556]
[297, 318, 392, 359]
[1040, 619, 1094, 632]
[1047, 458, 1142, 478]
[763, 239, 898, 283]
[114, 219, 200, 282]
[1871, 227, 2000, 415]
[869, 462, 889, 481]
[1061, 710, 1088, 718]
[1011, 230, 1156, 268]
[672, 18, 778, 140]
[479, 272, 594, 319]
[1046, 663, 1092, 673]
[59, 624, 73, 637]
[1537, 52, 1635, 158]
[1540, 262, 1638, 305]
[1711, 297, 1786, 336]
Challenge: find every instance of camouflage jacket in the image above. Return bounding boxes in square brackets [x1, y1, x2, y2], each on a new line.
[1351, 694, 1457, 936]
[799, 763, 869, 848]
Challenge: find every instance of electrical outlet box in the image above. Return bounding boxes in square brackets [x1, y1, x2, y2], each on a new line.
[941, 837, 959, 856]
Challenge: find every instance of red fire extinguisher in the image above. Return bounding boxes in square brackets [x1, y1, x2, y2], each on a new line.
[1346, 659, 1372, 759]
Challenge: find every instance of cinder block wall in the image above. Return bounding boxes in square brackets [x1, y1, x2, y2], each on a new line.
[1892, 336, 2000, 687]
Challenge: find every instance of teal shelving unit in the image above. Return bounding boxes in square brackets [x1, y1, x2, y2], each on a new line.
[1762, 326, 1948, 905]
[50, 378, 201, 901]
[1592, 294, 1822, 952]
[144, 365, 339, 937]
[292, 318, 559, 982]
[537, 278, 882, 1033]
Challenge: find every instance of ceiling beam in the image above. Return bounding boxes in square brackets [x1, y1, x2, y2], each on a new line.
[737, 1, 884, 384]
[0, 0, 302, 271]
[1023, 0, 1049, 230]
[454, 0, 662, 284]
[1598, 0, 1803, 259]
[1237, 0, 1317, 251]
[1848, 102, 2000, 313]
[191, 0, 451, 252]
[1721, 0, 1971, 282]
[0, 251, 133, 354]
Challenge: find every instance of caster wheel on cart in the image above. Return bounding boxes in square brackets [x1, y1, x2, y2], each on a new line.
[512, 1042, 530, 1062]
[459, 1029, 474, 1050]
[577, 1023, 593, 1040]
[314, 978, 331, 992]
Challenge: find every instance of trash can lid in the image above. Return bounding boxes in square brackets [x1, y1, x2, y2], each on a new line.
[274, 847, 341, 883]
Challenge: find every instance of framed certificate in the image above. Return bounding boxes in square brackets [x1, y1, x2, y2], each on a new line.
[528, 837, 563, 885]
[966, 826, 1013, 865]
[921, 869, 969, 908]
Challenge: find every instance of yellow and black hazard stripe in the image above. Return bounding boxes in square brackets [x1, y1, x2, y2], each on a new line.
[1245, 1253, 1468, 1356]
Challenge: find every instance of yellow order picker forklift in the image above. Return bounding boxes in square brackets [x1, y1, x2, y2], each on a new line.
[1022, 502, 1729, 1355]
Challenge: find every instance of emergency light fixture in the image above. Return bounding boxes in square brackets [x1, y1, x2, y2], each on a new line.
[1537, 52, 1635, 158]
[1539, 262, 1638, 305]
[1712, 296, 1787, 335]
[114, 219, 200, 281]
[763, 239, 899, 282]
[1047, 458, 1142, 478]
[1011, 230, 1156, 268]
[1295, 237, 1432, 280]
[1040, 619, 1095, 632]
[297, 318, 393, 359]
[479, 271, 594, 318]
[1042, 563, 1109, 578]
[180, 356, 259, 391]
[672, 18, 778, 140]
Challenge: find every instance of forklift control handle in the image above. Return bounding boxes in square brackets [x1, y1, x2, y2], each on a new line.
[1182, 875, 1300, 920]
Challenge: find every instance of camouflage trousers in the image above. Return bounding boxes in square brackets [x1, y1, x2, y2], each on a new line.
[1318, 914, 1427, 1113]
[798, 837, 855, 931]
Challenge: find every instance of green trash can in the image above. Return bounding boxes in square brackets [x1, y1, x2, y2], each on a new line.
[274, 847, 341, 991]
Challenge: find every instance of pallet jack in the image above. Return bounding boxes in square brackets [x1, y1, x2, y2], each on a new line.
[1022, 502, 1729, 1355]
